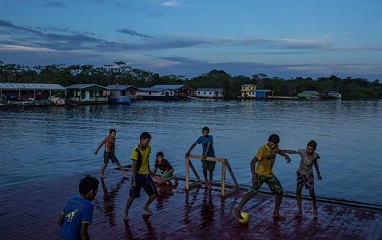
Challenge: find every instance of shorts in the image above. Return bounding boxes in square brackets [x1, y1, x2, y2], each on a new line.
[202, 160, 216, 171]
[129, 174, 158, 198]
[163, 173, 173, 178]
[249, 173, 284, 194]
[296, 171, 314, 190]
[103, 152, 119, 164]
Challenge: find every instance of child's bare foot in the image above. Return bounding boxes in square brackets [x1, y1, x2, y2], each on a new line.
[313, 211, 318, 219]
[273, 213, 286, 221]
[122, 169, 128, 174]
[232, 209, 243, 220]
[143, 206, 153, 216]
[123, 213, 129, 221]
[208, 183, 212, 190]
[205, 182, 208, 189]
[100, 174, 105, 178]
[294, 211, 302, 218]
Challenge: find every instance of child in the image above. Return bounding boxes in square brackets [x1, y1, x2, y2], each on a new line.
[57, 175, 99, 240]
[283, 140, 322, 218]
[185, 126, 215, 190]
[94, 129, 128, 178]
[232, 134, 291, 221]
[123, 132, 158, 220]
[152, 151, 179, 185]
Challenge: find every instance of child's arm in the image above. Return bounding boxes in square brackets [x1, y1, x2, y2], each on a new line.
[152, 167, 158, 176]
[314, 159, 322, 180]
[94, 137, 106, 155]
[203, 141, 212, 159]
[80, 223, 90, 240]
[278, 149, 291, 163]
[250, 156, 258, 183]
[283, 150, 297, 154]
[57, 212, 64, 227]
[185, 142, 197, 157]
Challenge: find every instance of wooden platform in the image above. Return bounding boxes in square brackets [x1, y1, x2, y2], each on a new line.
[1, 169, 381, 240]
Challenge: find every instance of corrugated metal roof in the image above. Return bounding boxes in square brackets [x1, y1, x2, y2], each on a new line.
[0, 83, 65, 90]
[65, 84, 108, 90]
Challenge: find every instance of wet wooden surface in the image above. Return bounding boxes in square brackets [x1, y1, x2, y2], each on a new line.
[0, 169, 381, 240]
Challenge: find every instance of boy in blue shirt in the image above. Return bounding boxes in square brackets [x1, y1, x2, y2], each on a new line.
[186, 126, 216, 190]
[57, 175, 99, 240]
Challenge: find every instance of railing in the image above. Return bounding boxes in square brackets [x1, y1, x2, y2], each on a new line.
[185, 154, 240, 196]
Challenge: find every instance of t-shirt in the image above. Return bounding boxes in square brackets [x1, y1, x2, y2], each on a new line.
[59, 196, 94, 240]
[154, 159, 174, 173]
[131, 145, 151, 174]
[195, 135, 215, 157]
[255, 144, 280, 177]
[296, 149, 320, 175]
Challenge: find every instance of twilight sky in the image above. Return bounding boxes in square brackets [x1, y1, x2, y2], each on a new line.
[0, 0, 381, 80]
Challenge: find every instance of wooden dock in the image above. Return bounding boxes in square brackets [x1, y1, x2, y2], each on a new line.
[0, 169, 381, 240]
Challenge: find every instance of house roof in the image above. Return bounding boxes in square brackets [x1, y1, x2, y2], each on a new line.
[0, 83, 65, 90]
[138, 87, 171, 92]
[106, 84, 137, 91]
[65, 84, 108, 90]
[151, 85, 193, 90]
[195, 88, 224, 91]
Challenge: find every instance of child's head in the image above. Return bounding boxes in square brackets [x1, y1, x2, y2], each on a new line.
[139, 132, 151, 147]
[156, 151, 164, 162]
[79, 175, 99, 201]
[267, 134, 280, 149]
[109, 129, 116, 136]
[306, 140, 317, 155]
[202, 126, 209, 137]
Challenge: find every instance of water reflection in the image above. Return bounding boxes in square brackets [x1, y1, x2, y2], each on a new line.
[101, 176, 128, 227]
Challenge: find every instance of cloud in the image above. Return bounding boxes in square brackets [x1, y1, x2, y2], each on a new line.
[45, 1, 66, 8]
[160, 1, 184, 7]
[117, 28, 153, 39]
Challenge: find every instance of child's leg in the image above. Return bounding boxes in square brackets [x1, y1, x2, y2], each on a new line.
[208, 170, 213, 189]
[202, 167, 208, 188]
[232, 191, 256, 220]
[143, 193, 157, 216]
[100, 163, 108, 178]
[123, 197, 134, 220]
[295, 184, 303, 217]
[273, 193, 286, 220]
[309, 189, 318, 218]
[115, 161, 128, 174]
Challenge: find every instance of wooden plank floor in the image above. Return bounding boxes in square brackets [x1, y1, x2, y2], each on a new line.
[0, 169, 381, 240]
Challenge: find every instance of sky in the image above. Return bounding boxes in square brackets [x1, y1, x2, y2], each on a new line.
[0, 0, 381, 80]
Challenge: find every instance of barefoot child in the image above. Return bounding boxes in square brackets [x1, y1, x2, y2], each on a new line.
[57, 175, 99, 240]
[283, 140, 322, 218]
[94, 129, 128, 178]
[152, 151, 178, 185]
[185, 126, 215, 190]
[123, 132, 158, 220]
[232, 134, 291, 221]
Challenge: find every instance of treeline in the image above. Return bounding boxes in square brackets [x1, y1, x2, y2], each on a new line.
[0, 61, 381, 100]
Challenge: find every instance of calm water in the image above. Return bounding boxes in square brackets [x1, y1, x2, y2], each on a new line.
[0, 100, 381, 205]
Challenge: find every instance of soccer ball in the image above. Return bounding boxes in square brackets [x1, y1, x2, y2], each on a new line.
[239, 212, 250, 224]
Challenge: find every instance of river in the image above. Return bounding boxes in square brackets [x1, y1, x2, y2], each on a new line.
[0, 99, 381, 205]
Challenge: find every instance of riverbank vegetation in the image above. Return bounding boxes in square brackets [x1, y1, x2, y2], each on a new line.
[0, 61, 380, 100]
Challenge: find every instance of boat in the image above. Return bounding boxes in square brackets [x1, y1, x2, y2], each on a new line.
[108, 91, 132, 104]
[320, 91, 341, 99]
[297, 90, 320, 100]
[48, 96, 66, 105]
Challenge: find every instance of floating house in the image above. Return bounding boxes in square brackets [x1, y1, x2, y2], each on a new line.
[136, 85, 193, 100]
[240, 84, 257, 98]
[0, 83, 65, 101]
[106, 84, 138, 104]
[65, 84, 108, 103]
[194, 88, 225, 99]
